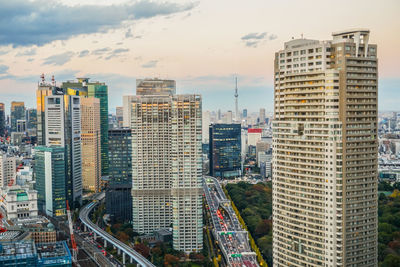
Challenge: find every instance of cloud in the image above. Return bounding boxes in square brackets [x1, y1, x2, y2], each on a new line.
[92, 47, 111, 56]
[141, 60, 158, 68]
[241, 32, 267, 41]
[78, 50, 89, 57]
[245, 41, 258, 48]
[268, 34, 278, 40]
[241, 32, 277, 48]
[16, 47, 36, 57]
[43, 51, 75, 66]
[104, 48, 130, 60]
[0, 0, 199, 47]
[0, 64, 8, 74]
[125, 28, 134, 38]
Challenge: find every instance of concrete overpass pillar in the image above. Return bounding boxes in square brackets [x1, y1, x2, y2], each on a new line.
[117, 248, 121, 255]
[104, 239, 107, 248]
[93, 232, 97, 240]
[84, 225, 87, 232]
[122, 252, 126, 265]
[130, 257, 133, 263]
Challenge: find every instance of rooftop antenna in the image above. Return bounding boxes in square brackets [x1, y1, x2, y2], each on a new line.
[234, 77, 239, 122]
[51, 75, 56, 86]
[301, 33, 304, 39]
[40, 73, 45, 85]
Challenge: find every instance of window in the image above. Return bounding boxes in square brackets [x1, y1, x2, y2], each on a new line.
[300, 50, 306, 55]
[280, 53, 284, 58]
[308, 48, 314, 53]
[293, 51, 299, 56]
[345, 46, 351, 51]
[316, 47, 322, 53]
[287, 52, 292, 56]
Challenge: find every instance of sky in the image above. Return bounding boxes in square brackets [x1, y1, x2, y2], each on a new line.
[0, 0, 399, 113]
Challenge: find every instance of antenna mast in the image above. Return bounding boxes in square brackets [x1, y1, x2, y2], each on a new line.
[234, 77, 239, 122]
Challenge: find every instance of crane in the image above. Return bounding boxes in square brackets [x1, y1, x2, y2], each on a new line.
[66, 200, 78, 264]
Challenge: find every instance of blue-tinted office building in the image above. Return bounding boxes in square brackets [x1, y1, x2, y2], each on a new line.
[106, 128, 132, 223]
[209, 123, 241, 179]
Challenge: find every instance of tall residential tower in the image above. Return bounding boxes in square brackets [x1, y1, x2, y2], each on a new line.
[272, 29, 377, 266]
[130, 79, 203, 253]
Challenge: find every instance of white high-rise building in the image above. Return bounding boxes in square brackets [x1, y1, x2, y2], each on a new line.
[273, 29, 378, 266]
[45, 95, 82, 206]
[130, 79, 203, 253]
[0, 152, 16, 187]
[202, 111, 211, 143]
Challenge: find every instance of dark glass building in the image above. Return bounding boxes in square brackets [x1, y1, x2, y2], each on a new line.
[209, 123, 241, 178]
[106, 128, 132, 223]
[10, 101, 25, 133]
[34, 146, 66, 217]
[26, 108, 37, 130]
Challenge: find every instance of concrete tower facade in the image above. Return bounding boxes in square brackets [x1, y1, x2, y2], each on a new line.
[130, 79, 203, 253]
[272, 29, 377, 266]
[80, 97, 101, 192]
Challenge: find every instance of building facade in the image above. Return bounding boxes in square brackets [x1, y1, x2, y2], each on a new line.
[0, 103, 5, 136]
[130, 81, 202, 253]
[0, 152, 16, 187]
[62, 78, 109, 176]
[106, 128, 132, 223]
[10, 102, 25, 133]
[259, 108, 266, 124]
[26, 109, 37, 131]
[0, 186, 38, 219]
[209, 123, 242, 179]
[80, 97, 101, 192]
[35, 146, 67, 217]
[272, 29, 378, 266]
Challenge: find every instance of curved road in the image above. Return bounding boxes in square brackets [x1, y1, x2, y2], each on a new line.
[79, 192, 156, 267]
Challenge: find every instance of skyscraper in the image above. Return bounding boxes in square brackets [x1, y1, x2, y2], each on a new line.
[0, 152, 16, 187]
[202, 111, 211, 144]
[10, 101, 25, 132]
[36, 77, 58, 145]
[0, 103, 5, 136]
[259, 108, 265, 124]
[106, 128, 132, 223]
[209, 123, 241, 178]
[62, 78, 108, 176]
[136, 78, 176, 96]
[116, 106, 123, 127]
[80, 97, 101, 192]
[272, 29, 377, 266]
[87, 82, 108, 176]
[130, 79, 203, 253]
[26, 108, 37, 130]
[34, 146, 66, 217]
[242, 108, 248, 119]
[45, 95, 82, 207]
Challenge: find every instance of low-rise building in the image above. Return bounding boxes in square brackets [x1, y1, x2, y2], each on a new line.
[0, 185, 38, 219]
[0, 241, 72, 267]
[12, 216, 56, 244]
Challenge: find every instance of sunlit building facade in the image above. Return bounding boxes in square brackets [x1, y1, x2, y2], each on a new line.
[130, 81, 202, 253]
[272, 29, 378, 266]
[80, 97, 101, 192]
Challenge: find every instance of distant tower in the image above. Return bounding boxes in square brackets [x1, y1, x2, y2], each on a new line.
[234, 77, 239, 122]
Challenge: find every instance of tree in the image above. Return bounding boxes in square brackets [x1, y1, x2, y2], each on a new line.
[381, 254, 400, 267]
[134, 243, 150, 258]
[254, 219, 271, 238]
[164, 254, 179, 266]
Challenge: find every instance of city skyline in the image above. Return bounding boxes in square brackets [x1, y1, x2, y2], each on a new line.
[0, 0, 398, 112]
